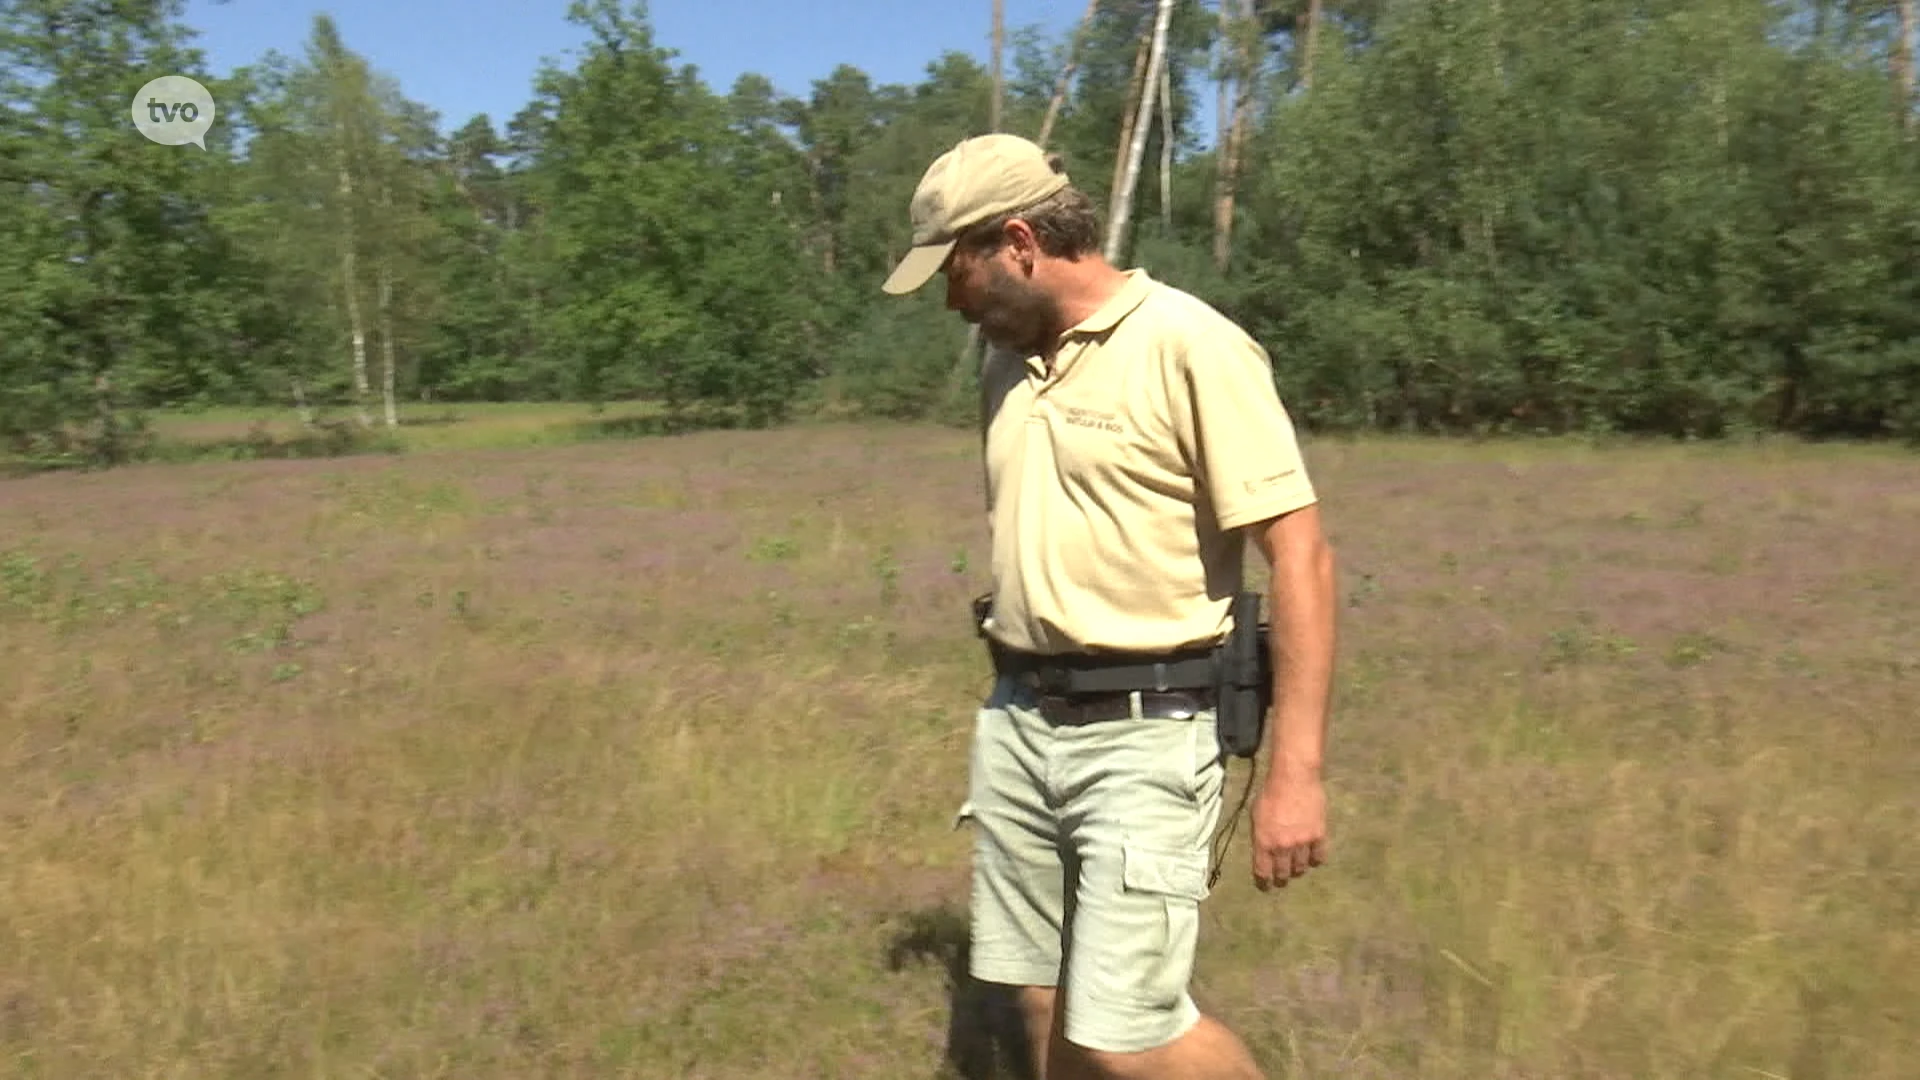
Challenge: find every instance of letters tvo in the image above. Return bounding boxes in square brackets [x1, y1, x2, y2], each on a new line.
[146, 98, 199, 124]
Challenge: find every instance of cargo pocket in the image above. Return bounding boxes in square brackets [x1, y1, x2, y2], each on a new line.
[1109, 843, 1212, 1008]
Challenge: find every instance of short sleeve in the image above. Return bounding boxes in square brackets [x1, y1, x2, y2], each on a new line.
[1171, 324, 1318, 532]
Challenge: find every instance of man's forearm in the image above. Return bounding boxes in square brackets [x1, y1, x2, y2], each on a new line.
[1263, 528, 1337, 787]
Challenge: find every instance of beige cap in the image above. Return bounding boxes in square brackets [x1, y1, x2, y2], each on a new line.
[881, 133, 1071, 295]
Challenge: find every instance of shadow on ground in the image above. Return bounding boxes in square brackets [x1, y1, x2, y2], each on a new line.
[886, 903, 1037, 1080]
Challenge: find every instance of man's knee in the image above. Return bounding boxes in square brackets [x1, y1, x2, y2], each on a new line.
[1054, 1013, 1263, 1080]
[1004, 984, 1186, 1080]
[1069, 1045, 1166, 1080]
[1052, 1029, 1190, 1080]
[1013, 984, 1057, 1027]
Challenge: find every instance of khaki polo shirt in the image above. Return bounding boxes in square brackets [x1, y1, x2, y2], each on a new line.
[978, 269, 1317, 656]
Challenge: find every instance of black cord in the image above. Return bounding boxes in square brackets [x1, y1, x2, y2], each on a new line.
[1208, 758, 1258, 891]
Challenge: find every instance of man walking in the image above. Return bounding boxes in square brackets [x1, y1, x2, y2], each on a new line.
[882, 133, 1339, 1080]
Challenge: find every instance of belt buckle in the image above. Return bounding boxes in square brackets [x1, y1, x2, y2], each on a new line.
[1156, 693, 1197, 720]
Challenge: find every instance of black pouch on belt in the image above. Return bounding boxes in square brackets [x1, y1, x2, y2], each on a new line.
[1214, 591, 1272, 759]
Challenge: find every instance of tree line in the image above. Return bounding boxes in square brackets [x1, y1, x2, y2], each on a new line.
[3, 0, 1916, 467]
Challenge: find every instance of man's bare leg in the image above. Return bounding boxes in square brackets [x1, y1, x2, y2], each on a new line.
[1011, 985, 1058, 1080]
[1013, 985, 1265, 1080]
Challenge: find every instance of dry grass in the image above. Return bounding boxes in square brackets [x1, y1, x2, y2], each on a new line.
[1, 423, 1914, 1079]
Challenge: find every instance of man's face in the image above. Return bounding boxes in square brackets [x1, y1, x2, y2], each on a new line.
[943, 238, 1060, 356]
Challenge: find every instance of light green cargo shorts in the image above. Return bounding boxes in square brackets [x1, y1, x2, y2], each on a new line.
[954, 675, 1226, 1054]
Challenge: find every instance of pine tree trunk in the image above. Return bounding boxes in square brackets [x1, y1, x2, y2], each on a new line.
[1302, 0, 1323, 91]
[808, 150, 836, 275]
[1898, 0, 1916, 131]
[1213, 41, 1233, 271]
[1038, 0, 1100, 149]
[991, 0, 1005, 132]
[1212, 0, 1260, 272]
[93, 372, 119, 464]
[1106, 0, 1174, 263]
[1158, 53, 1172, 232]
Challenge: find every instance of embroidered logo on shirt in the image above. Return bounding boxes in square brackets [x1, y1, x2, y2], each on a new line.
[1060, 406, 1123, 434]
[1244, 469, 1297, 493]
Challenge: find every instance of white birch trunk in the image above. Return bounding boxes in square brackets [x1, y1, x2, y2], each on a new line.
[378, 263, 397, 428]
[377, 182, 399, 429]
[1105, 0, 1174, 264]
[1158, 51, 1172, 231]
[292, 377, 314, 428]
[337, 155, 372, 429]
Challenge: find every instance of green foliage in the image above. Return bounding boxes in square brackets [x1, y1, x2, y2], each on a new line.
[828, 290, 974, 423]
[1245, 0, 1920, 439]
[0, 0, 246, 463]
[514, 1, 821, 428]
[3, 0, 1918, 465]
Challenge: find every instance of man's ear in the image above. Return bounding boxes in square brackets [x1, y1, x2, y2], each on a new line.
[1005, 218, 1040, 271]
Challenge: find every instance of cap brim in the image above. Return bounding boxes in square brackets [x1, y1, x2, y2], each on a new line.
[881, 240, 955, 295]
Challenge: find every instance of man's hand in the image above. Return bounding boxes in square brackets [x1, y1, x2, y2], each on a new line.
[1251, 763, 1327, 890]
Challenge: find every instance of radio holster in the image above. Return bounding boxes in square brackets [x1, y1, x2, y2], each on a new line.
[1212, 591, 1272, 759]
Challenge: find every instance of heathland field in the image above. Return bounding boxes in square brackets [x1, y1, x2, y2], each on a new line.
[1, 421, 1915, 1079]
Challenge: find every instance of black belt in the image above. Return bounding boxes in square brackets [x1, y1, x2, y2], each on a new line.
[994, 644, 1217, 694]
[1031, 689, 1213, 726]
[994, 644, 1220, 726]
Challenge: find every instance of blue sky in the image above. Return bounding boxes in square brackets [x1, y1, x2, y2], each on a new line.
[179, 0, 1091, 137]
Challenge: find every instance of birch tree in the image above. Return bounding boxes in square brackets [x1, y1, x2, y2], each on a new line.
[1105, 0, 1175, 262]
[223, 50, 354, 421]
[301, 16, 384, 427]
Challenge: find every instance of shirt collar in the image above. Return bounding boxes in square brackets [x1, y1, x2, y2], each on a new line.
[1063, 268, 1155, 338]
[1007, 269, 1159, 380]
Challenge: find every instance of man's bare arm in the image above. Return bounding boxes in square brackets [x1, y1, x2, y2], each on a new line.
[1248, 501, 1338, 889]
[1253, 502, 1337, 781]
